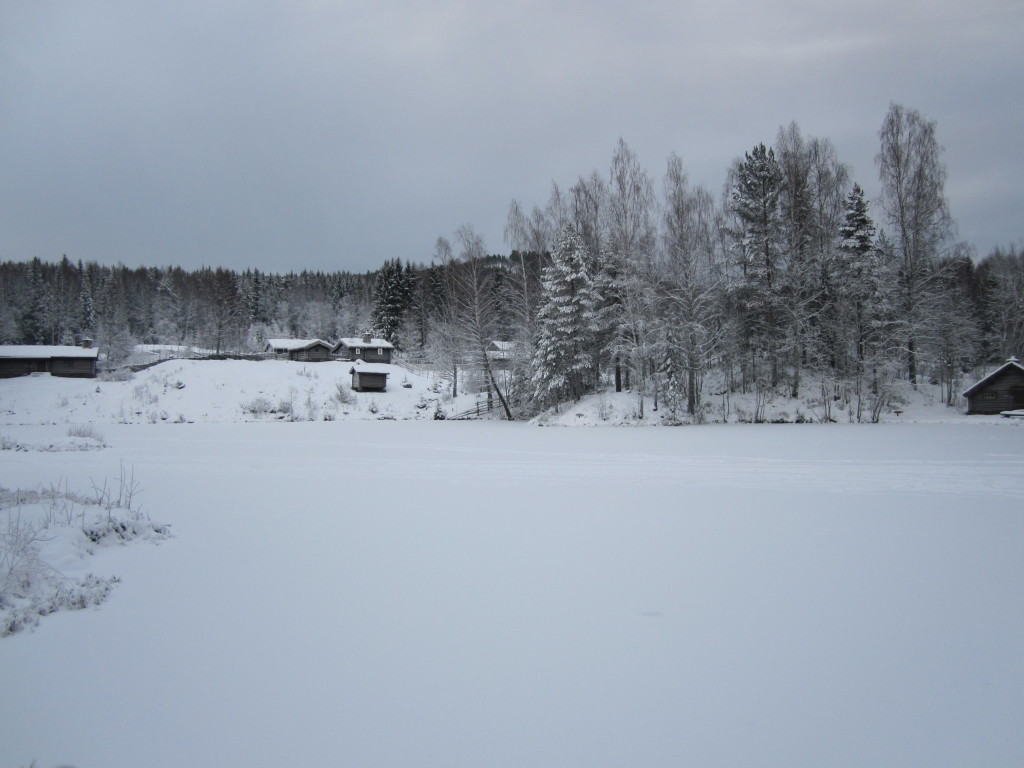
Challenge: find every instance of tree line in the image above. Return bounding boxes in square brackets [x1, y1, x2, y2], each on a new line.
[0, 260, 378, 361]
[2, 103, 1022, 421]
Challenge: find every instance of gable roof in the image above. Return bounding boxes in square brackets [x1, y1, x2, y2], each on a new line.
[486, 340, 518, 360]
[334, 337, 394, 350]
[0, 345, 99, 359]
[265, 338, 331, 352]
[962, 357, 1024, 397]
[349, 363, 391, 375]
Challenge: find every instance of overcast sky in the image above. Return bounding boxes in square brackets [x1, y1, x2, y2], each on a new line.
[2, 0, 1021, 274]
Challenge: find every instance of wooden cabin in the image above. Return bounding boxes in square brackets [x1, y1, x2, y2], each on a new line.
[264, 339, 333, 362]
[962, 357, 1024, 414]
[349, 363, 390, 392]
[0, 344, 99, 378]
[486, 340, 517, 370]
[333, 334, 394, 364]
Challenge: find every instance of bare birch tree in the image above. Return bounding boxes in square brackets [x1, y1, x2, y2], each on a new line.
[876, 103, 953, 386]
[660, 154, 727, 418]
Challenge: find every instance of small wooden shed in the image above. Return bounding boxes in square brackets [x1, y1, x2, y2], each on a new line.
[0, 344, 99, 378]
[349, 362, 390, 392]
[962, 357, 1024, 414]
[333, 334, 394, 364]
[264, 339, 333, 362]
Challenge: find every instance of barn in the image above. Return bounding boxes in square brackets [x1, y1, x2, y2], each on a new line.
[962, 357, 1024, 414]
[333, 334, 394, 364]
[0, 344, 100, 378]
[349, 362, 390, 392]
[264, 339, 333, 362]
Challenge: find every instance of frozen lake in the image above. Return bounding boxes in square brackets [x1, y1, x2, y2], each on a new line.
[2, 420, 1023, 767]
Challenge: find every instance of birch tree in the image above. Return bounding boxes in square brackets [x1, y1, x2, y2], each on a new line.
[660, 154, 726, 418]
[877, 103, 953, 386]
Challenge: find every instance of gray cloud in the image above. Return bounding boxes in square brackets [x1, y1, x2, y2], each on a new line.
[1, 0, 1021, 273]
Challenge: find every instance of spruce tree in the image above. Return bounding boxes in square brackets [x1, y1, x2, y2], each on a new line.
[837, 183, 885, 367]
[531, 225, 601, 404]
[22, 257, 50, 344]
[836, 183, 894, 418]
[370, 259, 409, 346]
[729, 143, 786, 387]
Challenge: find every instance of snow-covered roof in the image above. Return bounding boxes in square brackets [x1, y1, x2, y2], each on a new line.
[265, 338, 331, 352]
[335, 337, 394, 349]
[349, 362, 391, 375]
[487, 340, 518, 359]
[0, 345, 99, 359]
[962, 357, 1024, 397]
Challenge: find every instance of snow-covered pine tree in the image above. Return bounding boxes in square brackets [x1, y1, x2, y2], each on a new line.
[21, 257, 51, 344]
[836, 183, 897, 419]
[77, 260, 95, 341]
[837, 183, 885, 367]
[531, 225, 601, 405]
[370, 258, 410, 347]
[774, 124, 850, 397]
[728, 143, 786, 389]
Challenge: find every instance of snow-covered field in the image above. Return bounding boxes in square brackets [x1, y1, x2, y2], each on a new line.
[2, 365, 1023, 767]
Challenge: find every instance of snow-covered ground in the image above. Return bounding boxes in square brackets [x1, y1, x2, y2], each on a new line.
[0, 353, 1003, 430]
[0, 358, 468, 426]
[1, 365, 1023, 767]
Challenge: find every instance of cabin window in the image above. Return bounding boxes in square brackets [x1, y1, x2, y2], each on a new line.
[983, 391, 997, 400]
[377, 348, 383, 355]
[355, 348, 361, 356]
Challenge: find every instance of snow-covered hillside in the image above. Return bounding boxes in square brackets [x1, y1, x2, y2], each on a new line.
[0, 356, 993, 429]
[0, 359, 474, 426]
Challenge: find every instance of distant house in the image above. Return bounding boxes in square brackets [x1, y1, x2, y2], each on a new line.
[962, 357, 1024, 414]
[333, 334, 394, 364]
[0, 343, 99, 379]
[486, 340, 518, 369]
[264, 339, 333, 362]
[349, 362, 390, 392]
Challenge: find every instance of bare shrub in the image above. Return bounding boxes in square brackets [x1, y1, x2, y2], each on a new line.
[242, 396, 273, 418]
[67, 423, 105, 443]
[334, 380, 353, 405]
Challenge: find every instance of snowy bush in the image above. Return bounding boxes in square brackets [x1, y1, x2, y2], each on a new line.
[98, 367, 134, 382]
[133, 382, 159, 405]
[303, 387, 320, 421]
[278, 387, 298, 420]
[67, 423, 105, 443]
[0, 468, 170, 637]
[1, 512, 49, 600]
[242, 396, 274, 417]
[333, 380, 353, 405]
[276, 397, 295, 420]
